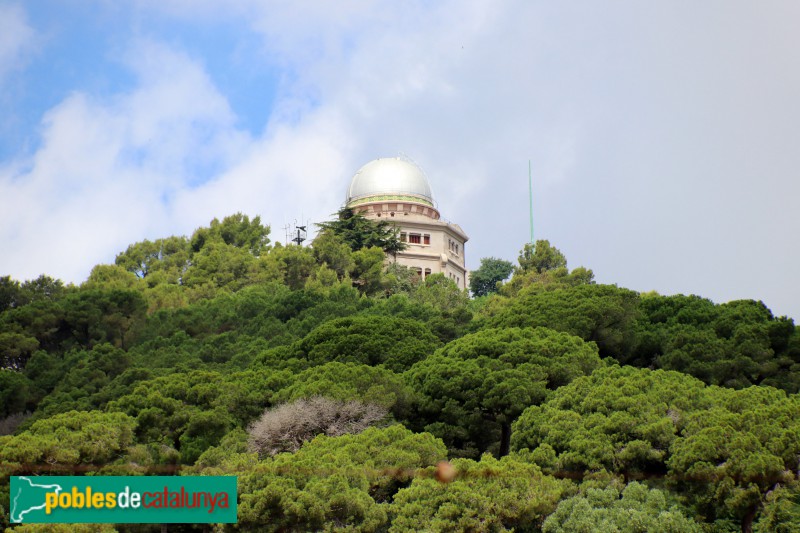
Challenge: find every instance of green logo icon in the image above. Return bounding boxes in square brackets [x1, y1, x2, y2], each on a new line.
[10, 477, 64, 523]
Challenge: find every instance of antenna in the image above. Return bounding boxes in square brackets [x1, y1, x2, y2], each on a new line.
[290, 219, 307, 246]
[528, 160, 534, 245]
[282, 223, 292, 245]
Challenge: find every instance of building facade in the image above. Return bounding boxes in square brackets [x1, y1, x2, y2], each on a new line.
[345, 157, 469, 290]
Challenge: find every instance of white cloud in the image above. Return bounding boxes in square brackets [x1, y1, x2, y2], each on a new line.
[229, 0, 800, 318]
[0, 40, 249, 283]
[0, 3, 36, 83]
[0, 35, 355, 282]
[171, 106, 354, 242]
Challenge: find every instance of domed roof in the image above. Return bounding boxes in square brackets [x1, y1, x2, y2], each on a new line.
[346, 157, 434, 207]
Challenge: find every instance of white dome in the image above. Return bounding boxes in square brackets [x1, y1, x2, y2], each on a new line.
[346, 157, 434, 207]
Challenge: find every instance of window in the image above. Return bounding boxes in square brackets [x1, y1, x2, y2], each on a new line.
[409, 234, 421, 244]
[423, 234, 430, 245]
[400, 232, 407, 242]
[424, 268, 431, 278]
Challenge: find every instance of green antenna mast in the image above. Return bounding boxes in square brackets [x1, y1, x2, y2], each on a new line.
[528, 160, 534, 245]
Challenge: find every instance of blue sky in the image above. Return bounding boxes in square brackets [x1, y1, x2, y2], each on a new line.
[1, 1, 799, 320]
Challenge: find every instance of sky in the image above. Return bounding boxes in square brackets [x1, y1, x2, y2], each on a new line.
[1, 1, 799, 320]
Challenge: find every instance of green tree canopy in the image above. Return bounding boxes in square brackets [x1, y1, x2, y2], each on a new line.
[0, 369, 38, 417]
[0, 275, 68, 314]
[477, 283, 640, 359]
[632, 294, 800, 392]
[310, 231, 354, 279]
[181, 239, 262, 293]
[407, 326, 602, 457]
[25, 343, 131, 421]
[410, 273, 469, 313]
[190, 212, 271, 256]
[0, 288, 147, 358]
[667, 385, 800, 530]
[512, 365, 800, 531]
[0, 276, 21, 313]
[274, 361, 413, 417]
[265, 242, 317, 291]
[283, 315, 442, 372]
[230, 425, 447, 532]
[542, 482, 701, 533]
[390, 455, 572, 532]
[0, 332, 39, 371]
[316, 207, 406, 255]
[111, 213, 271, 300]
[115, 235, 190, 280]
[107, 368, 292, 463]
[494, 239, 595, 296]
[511, 365, 712, 474]
[753, 482, 800, 532]
[350, 246, 389, 295]
[0, 410, 136, 468]
[5, 211, 800, 531]
[469, 257, 514, 297]
[518, 239, 567, 273]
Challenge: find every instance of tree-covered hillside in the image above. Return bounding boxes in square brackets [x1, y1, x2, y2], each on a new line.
[1, 214, 798, 532]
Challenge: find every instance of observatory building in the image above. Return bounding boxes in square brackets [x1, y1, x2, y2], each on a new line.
[345, 157, 469, 289]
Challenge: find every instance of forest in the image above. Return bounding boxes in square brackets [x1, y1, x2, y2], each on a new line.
[1, 211, 799, 532]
